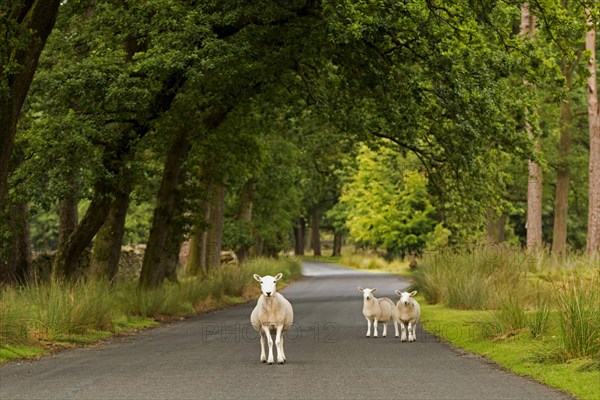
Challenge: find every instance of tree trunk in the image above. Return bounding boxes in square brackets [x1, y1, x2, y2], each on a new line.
[486, 210, 506, 244]
[58, 197, 79, 247]
[585, 8, 600, 257]
[0, 0, 62, 205]
[310, 208, 321, 256]
[186, 195, 211, 278]
[206, 184, 225, 269]
[90, 169, 133, 285]
[139, 130, 191, 287]
[521, 4, 543, 251]
[13, 201, 33, 284]
[552, 63, 573, 256]
[294, 217, 305, 256]
[52, 191, 112, 281]
[235, 179, 254, 264]
[0, 201, 33, 285]
[333, 232, 343, 257]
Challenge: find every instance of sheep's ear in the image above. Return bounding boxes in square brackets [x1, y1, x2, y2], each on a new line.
[274, 273, 283, 281]
[371, 288, 377, 293]
[253, 274, 262, 282]
[410, 290, 417, 297]
[395, 290, 402, 296]
[357, 287, 364, 293]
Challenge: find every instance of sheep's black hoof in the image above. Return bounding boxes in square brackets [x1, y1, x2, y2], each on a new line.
[267, 362, 274, 365]
[382, 335, 386, 338]
[261, 360, 266, 363]
[278, 361, 285, 365]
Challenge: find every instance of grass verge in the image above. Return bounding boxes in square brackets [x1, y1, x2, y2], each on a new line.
[338, 253, 412, 275]
[0, 257, 301, 363]
[420, 301, 600, 399]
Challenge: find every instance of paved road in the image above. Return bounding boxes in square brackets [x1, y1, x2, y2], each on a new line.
[1, 261, 571, 399]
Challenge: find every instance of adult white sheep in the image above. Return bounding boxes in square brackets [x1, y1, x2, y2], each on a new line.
[394, 290, 421, 342]
[358, 287, 399, 338]
[250, 273, 294, 365]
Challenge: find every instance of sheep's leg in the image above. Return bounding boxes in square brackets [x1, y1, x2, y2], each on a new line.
[382, 320, 388, 337]
[409, 322, 416, 342]
[400, 322, 407, 342]
[279, 333, 286, 363]
[393, 319, 399, 338]
[262, 326, 274, 364]
[366, 318, 371, 337]
[275, 325, 285, 364]
[259, 329, 267, 363]
[373, 318, 379, 338]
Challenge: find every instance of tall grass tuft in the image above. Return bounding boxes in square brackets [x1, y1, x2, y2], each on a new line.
[15, 279, 114, 340]
[494, 294, 528, 335]
[555, 274, 600, 359]
[1, 256, 301, 354]
[0, 287, 31, 343]
[528, 289, 551, 339]
[414, 245, 526, 310]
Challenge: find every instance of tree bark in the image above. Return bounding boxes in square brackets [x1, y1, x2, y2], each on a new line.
[333, 232, 343, 257]
[206, 184, 225, 269]
[51, 191, 112, 281]
[139, 130, 191, 287]
[90, 168, 133, 285]
[0, 0, 62, 205]
[552, 63, 573, 255]
[585, 7, 600, 257]
[58, 197, 79, 247]
[0, 201, 33, 285]
[186, 196, 211, 278]
[521, 4, 543, 251]
[294, 217, 305, 256]
[310, 208, 321, 256]
[235, 179, 255, 264]
[486, 210, 506, 244]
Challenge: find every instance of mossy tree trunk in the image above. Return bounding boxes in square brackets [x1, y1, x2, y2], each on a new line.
[58, 197, 79, 248]
[294, 217, 305, 256]
[90, 168, 133, 285]
[139, 130, 191, 288]
[486, 211, 507, 244]
[206, 184, 225, 270]
[235, 179, 255, 264]
[552, 62, 574, 256]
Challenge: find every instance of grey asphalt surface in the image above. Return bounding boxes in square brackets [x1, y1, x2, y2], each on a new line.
[0, 261, 572, 400]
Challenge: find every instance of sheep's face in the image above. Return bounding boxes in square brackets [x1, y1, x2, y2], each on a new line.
[395, 290, 417, 306]
[254, 273, 282, 297]
[358, 287, 376, 301]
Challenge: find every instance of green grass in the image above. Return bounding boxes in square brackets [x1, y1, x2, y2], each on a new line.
[0, 344, 49, 363]
[413, 245, 526, 309]
[348, 246, 599, 398]
[0, 256, 301, 363]
[421, 301, 600, 399]
[338, 253, 412, 275]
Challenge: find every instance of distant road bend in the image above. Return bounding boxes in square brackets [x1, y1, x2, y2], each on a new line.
[0, 261, 571, 399]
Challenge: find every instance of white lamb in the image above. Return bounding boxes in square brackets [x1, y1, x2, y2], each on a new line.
[358, 287, 399, 338]
[394, 290, 421, 342]
[250, 273, 294, 365]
